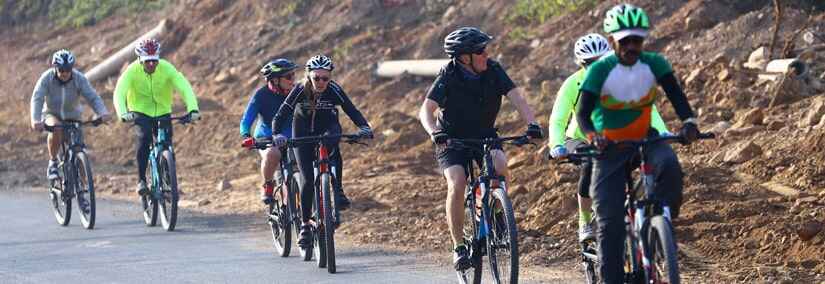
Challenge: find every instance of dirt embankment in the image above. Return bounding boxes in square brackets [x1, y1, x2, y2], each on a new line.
[2, 0, 825, 282]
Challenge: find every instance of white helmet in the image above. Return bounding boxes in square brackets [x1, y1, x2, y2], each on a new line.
[306, 55, 334, 71]
[574, 33, 611, 66]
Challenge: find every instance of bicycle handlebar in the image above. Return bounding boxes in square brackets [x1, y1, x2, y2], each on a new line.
[554, 132, 716, 163]
[43, 118, 104, 132]
[241, 134, 369, 150]
[448, 135, 532, 147]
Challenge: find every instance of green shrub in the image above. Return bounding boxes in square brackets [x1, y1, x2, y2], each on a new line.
[1, 0, 168, 27]
[507, 0, 600, 25]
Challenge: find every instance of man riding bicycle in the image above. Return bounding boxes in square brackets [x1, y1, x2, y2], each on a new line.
[418, 27, 543, 271]
[30, 49, 111, 180]
[113, 38, 200, 196]
[271, 55, 373, 248]
[575, 4, 700, 282]
[546, 33, 670, 242]
[240, 58, 298, 205]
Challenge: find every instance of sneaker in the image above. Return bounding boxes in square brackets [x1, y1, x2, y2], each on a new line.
[260, 180, 275, 205]
[47, 160, 59, 180]
[578, 223, 595, 242]
[298, 224, 313, 248]
[333, 188, 351, 211]
[453, 244, 473, 271]
[77, 196, 90, 214]
[136, 180, 149, 196]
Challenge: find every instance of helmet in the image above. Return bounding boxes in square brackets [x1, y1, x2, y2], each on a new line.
[574, 34, 611, 65]
[260, 58, 299, 80]
[134, 38, 161, 62]
[306, 55, 334, 71]
[603, 4, 650, 39]
[52, 49, 76, 70]
[443, 27, 492, 57]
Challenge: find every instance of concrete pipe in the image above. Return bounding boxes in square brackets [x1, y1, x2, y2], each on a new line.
[375, 59, 450, 78]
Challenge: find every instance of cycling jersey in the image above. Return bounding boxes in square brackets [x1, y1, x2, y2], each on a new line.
[30, 69, 108, 122]
[426, 59, 515, 139]
[548, 68, 668, 147]
[579, 52, 682, 141]
[272, 80, 369, 135]
[240, 85, 292, 139]
[113, 59, 198, 118]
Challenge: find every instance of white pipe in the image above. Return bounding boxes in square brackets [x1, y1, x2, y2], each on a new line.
[86, 20, 168, 83]
[375, 59, 451, 77]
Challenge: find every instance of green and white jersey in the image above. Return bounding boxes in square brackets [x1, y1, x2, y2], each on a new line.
[579, 51, 672, 141]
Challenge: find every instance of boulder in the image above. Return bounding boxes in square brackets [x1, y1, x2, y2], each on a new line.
[743, 47, 768, 70]
[723, 141, 763, 163]
[797, 97, 825, 128]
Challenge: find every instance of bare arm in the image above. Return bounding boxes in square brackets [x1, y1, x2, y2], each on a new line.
[506, 87, 537, 125]
[418, 98, 440, 135]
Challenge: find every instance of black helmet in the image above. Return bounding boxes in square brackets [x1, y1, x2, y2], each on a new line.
[443, 27, 493, 57]
[52, 49, 76, 70]
[260, 58, 298, 80]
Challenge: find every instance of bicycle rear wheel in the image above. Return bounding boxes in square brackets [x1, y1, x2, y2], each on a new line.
[457, 188, 482, 284]
[321, 173, 336, 273]
[272, 176, 294, 257]
[75, 152, 95, 229]
[486, 187, 519, 283]
[49, 176, 71, 226]
[647, 216, 680, 284]
[158, 150, 179, 231]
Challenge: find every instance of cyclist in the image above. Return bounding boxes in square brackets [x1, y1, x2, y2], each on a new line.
[418, 27, 543, 271]
[575, 4, 700, 282]
[113, 38, 201, 196]
[240, 58, 299, 205]
[546, 33, 670, 242]
[271, 55, 373, 248]
[30, 49, 111, 179]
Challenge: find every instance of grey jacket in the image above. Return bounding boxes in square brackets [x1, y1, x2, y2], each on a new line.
[30, 69, 109, 122]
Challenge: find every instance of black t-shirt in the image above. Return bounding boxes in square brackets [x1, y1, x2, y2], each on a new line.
[272, 80, 369, 136]
[426, 59, 516, 138]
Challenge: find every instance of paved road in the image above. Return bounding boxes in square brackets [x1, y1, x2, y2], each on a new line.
[0, 188, 580, 283]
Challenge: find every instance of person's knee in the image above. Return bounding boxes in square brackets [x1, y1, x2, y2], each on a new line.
[444, 167, 467, 197]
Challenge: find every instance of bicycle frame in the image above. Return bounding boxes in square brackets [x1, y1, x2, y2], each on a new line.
[148, 122, 174, 200]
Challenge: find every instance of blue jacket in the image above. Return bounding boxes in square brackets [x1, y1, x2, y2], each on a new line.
[240, 85, 292, 138]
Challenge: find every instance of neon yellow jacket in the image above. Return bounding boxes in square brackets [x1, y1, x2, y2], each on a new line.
[548, 68, 668, 147]
[114, 59, 198, 118]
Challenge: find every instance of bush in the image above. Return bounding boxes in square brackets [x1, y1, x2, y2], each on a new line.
[507, 0, 600, 25]
[1, 0, 168, 27]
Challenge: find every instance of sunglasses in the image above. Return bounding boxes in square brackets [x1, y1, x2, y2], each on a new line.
[142, 59, 159, 64]
[618, 36, 645, 46]
[57, 68, 72, 73]
[311, 76, 330, 82]
[473, 46, 487, 55]
[279, 73, 295, 81]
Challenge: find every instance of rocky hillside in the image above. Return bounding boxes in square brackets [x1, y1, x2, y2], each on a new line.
[2, 0, 824, 282]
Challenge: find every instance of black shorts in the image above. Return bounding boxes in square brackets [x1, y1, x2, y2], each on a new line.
[435, 140, 503, 171]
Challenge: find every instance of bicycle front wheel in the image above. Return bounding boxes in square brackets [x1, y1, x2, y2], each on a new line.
[158, 150, 179, 231]
[74, 152, 96, 229]
[457, 186, 482, 284]
[321, 173, 336, 273]
[486, 187, 519, 283]
[647, 216, 680, 284]
[272, 176, 293, 257]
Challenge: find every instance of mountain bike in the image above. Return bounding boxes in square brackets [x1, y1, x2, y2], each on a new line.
[140, 115, 191, 231]
[450, 135, 530, 284]
[242, 139, 301, 257]
[566, 133, 714, 284]
[44, 118, 103, 229]
[289, 134, 366, 274]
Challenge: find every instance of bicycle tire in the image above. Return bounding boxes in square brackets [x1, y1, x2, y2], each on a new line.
[457, 189, 482, 284]
[49, 174, 71, 226]
[487, 187, 519, 283]
[321, 173, 336, 273]
[314, 174, 327, 268]
[272, 176, 293, 257]
[624, 223, 644, 284]
[646, 216, 680, 284]
[295, 171, 312, 261]
[75, 152, 96, 229]
[158, 150, 179, 231]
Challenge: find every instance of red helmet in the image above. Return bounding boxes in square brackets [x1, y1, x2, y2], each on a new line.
[135, 38, 161, 62]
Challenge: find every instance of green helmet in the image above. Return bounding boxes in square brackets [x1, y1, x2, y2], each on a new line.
[603, 4, 650, 34]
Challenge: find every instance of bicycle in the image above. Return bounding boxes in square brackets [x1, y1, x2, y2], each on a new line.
[450, 135, 530, 284]
[242, 139, 301, 257]
[44, 118, 103, 229]
[565, 133, 714, 284]
[287, 133, 366, 274]
[139, 115, 192, 231]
